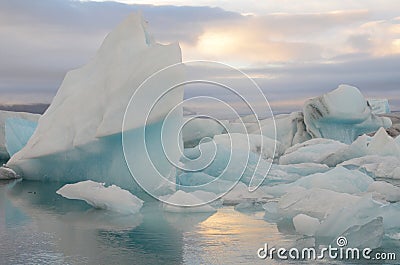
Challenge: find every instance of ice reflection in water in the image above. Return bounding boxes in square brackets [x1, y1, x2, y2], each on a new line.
[1, 180, 399, 265]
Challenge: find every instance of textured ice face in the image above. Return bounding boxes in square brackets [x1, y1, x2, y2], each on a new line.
[5, 118, 38, 157]
[0, 110, 40, 159]
[303, 84, 392, 144]
[341, 155, 400, 180]
[251, 112, 311, 150]
[323, 127, 400, 167]
[7, 13, 184, 195]
[182, 117, 227, 148]
[279, 138, 347, 165]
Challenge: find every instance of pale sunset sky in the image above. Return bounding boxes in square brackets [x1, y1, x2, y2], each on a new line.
[1, 0, 399, 112]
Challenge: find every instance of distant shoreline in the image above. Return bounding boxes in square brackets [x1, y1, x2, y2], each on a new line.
[0, 103, 398, 116]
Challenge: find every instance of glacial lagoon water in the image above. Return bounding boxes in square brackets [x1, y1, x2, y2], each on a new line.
[1, 179, 399, 265]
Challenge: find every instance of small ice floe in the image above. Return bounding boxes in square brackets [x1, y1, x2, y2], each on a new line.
[162, 190, 216, 213]
[56, 180, 143, 215]
[0, 165, 20, 180]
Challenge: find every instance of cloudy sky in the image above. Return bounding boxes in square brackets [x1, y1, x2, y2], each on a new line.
[1, 0, 399, 112]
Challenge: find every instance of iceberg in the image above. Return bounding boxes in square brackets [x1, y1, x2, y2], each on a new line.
[213, 133, 284, 160]
[323, 128, 400, 167]
[5, 118, 38, 157]
[338, 217, 384, 249]
[265, 166, 373, 196]
[0, 110, 40, 160]
[181, 141, 272, 189]
[279, 138, 347, 165]
[316, 195, 400, 240]
[268, 188, 361, 220]
[251, 112, 311, 150]
[162, 190, 216, 212]
[56, 180, 144, 215]
[262, 163, 330, 185]
[341, 155, 400, 180]
[182, 117, 227, 148]
[7, 13, 184, 195]
[367, 99, 391, 114]
[303, 85, 392, 144]
[293, 214, 320, 236]
[367, 181, 400, 202]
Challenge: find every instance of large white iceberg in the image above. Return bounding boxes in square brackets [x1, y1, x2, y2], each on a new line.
[303, 85, 391, 144]
[0, 110, 40, 160]
[56, 180, 144, 215]
[7, 13, 184, 194]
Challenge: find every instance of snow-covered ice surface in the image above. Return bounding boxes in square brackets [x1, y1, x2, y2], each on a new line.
[56, 180, 143, 215]
[0, 110, 39, 159]
[303, 85, 391, 144]
[7, 13, 184, 195]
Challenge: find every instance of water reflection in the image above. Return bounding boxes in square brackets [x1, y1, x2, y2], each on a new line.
[2, 180, 376, 265]
[1, 180, 186, 264]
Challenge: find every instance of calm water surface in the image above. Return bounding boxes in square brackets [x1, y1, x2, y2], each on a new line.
[0, 180, 398, 265]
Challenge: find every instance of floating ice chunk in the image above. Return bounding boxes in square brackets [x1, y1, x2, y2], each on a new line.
[293, 214, 320, 236]
[338, 217, 384, 249]
[182, 117, 227, 147]
[176, 172, 234, 194]
[56, 180, 143, 215]
[163, 190, 216, 212]
[222, 182, 271, 205]
[251, 112, 311, 150]
[316, 195, 400, 239]
[367, 99, 391, 114]
[367, 127, 400, 157]
[264, 166, 372, 197]
[279, 138, 347, 165]
[293, 166, 373, 194]
[213, 133, 284, 160]
[368, 181, 400, 202]
[303, 85, 391, 144]
[263, 163, 330, 185]
[182, 141, 272, 187]
[0, 166, 19, 179]
[323, 128, 400, 167]
[276, 188, 360, 219]
[0, 110, 40, 160]
[263, 185, 306, 198]
[7, 13, 184, 194]
[5, 118, 38, 157]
